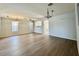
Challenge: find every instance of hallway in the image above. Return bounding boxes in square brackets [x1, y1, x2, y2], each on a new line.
[0, 33, 78, 56]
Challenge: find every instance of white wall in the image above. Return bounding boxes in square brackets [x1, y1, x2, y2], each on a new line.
[0, 19, 2, 37]
[75, 4, 79, 53]
[49, 12, 76, 40]
[28, 21, 33, 32]
[1, 18, 12, 37]
[76, 5, 79, 38]
[18, 20, 30, 34]
[0, 18, 31, 38]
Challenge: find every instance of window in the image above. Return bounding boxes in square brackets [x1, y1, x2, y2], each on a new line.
[35, 21, 42, 33]
[12, 21, 19, 32]
[35, 21, 42, 27]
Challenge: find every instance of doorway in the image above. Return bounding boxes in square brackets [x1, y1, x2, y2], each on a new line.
[11, 21, 19, 35]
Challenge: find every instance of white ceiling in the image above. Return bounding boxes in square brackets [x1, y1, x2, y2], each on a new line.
[0, 3, 75, 19]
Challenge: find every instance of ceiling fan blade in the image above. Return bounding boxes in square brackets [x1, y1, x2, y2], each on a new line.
[48, 3, 53, 6]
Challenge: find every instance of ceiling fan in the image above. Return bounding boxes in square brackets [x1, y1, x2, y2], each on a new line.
[39, 3, 54, 20]
[45, 8, 54, 19]
[45, 3, 54, 19]
[29, 3, 54, 21]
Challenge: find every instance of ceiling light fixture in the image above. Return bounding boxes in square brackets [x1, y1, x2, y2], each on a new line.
[46, 3, 54, 19]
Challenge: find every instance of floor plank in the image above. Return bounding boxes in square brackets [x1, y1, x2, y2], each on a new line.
[0, 33, 78, 56]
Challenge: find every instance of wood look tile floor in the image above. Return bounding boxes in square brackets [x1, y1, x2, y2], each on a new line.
[0, 33, 78, 56]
